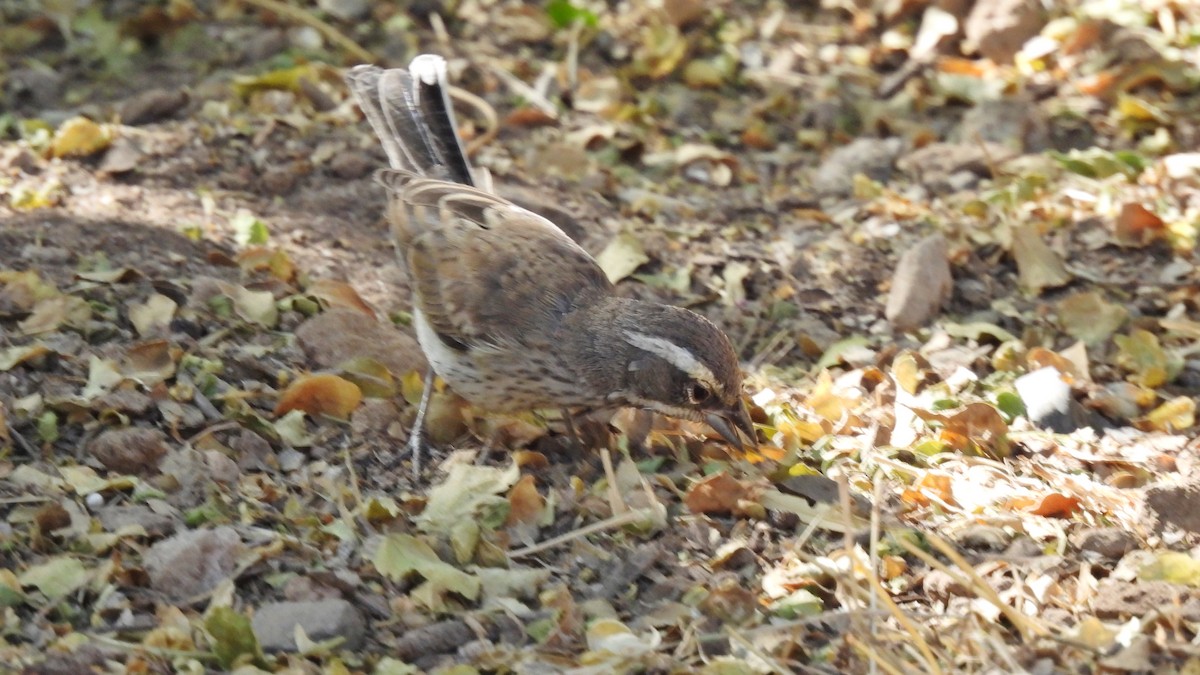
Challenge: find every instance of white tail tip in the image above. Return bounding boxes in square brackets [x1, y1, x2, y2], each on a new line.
[409, 54, 446, 86]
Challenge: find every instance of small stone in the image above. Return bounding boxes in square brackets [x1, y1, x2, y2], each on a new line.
[957, 524, 1011, 552]
[98, 137, 144, 175]
[1146, 478, 1200, 534]
[260, 164, 301, 195]
[963, 0, 1047, 64]
[116, 88, 189, 125]
[230, 430, 276, 471]
[329, 151, 374, 180]
[251, 599, 365, 652]
[143, 526, 244, 600]
[204, 450, 241, 485]
[89, 427, 168, 474]
[295, 308, 427, 378]
[351, 399, 403, 436]
[885, 234, 952, 332]
[811, 137, 904, 197]
[1074, 527, 1136, 559]
[97, 504, 176, 538]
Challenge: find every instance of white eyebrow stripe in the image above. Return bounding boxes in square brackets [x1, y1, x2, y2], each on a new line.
[623, 330, 716, 385]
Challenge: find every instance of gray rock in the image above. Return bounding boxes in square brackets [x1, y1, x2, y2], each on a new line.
[89, 427, 168, 474]
[143, 526, 243, 600]
[885, 234, 952, 332]
[1074, 527, 1136, 559]
[97, 504, 176, 538]
[252, 599, 365, 652]
[811, 137, 904, 197]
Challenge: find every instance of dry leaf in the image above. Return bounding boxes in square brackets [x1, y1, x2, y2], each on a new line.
[50, 117, 112, 158]
[901, 472, 954, 508]
[1011, 225, 1071, 293]
[505, 474, 545, 527]
[1114, 203, 1165, 247]
[595, 233, 650, 283]
[1029, 493, 1081, 518]
[685, 472, 750, 515]
[274, 373, 363, 419]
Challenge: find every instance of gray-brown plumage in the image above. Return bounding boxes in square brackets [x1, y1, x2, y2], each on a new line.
[345, 55, 754, 447]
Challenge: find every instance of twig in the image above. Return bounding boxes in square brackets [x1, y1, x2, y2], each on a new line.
[508, 509, 647, 558]
[237, 0, 373, 63]
[488, 64, 559, 118]
[85, 632, 217, 662]
[846, 634, 909, 675]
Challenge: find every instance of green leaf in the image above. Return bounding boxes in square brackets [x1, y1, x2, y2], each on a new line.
[995, 391, 1026, 421]
[205, 606, 264, 670]
[230, 208, 270, 247]
[36, 411, 58, 444]
[545, 0, 598, 28]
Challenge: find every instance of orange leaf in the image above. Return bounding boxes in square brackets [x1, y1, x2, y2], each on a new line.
[937, 57, 989, 77]
[901, 472, 955, 508]
[1114, 203, 1165, 248]
[506, 474, 545, 527]
[274, 373, 363, 419]
[685, 472, 750, 514]
[1076, 70, 1117, 97]
[1029, 493, 1080, 518]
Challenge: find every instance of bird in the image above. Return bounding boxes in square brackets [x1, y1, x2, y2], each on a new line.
[344, 54, 754, 466]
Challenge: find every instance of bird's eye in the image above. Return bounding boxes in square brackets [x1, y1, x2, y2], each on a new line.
[687, 382, 711, 404]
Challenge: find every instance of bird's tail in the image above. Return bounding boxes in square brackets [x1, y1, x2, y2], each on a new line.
[344, 55, 474, 187]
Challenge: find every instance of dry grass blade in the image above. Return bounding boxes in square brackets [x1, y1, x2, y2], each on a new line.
[897, 533, 1048, 641]
[846, 633, 911, 675]
[236, 0, 372, 63]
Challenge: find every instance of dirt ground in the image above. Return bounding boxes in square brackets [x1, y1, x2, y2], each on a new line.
[3, 1, 1200, 673]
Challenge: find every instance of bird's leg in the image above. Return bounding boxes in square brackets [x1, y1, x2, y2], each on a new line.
[406, 369, 435, 478]
[564, 409, 625, 515]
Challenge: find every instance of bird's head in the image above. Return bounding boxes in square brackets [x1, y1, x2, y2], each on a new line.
[616, 304, 755, 449]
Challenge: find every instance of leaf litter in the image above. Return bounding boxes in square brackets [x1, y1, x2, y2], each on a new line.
[1, 0, 1200, 672]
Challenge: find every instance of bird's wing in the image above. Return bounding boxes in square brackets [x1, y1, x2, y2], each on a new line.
[380, 171, 614, 351]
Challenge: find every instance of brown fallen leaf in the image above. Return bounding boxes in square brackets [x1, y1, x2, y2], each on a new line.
[505, 474, 545, 527]
[1114, 202, 1165, 247]
[306, 279, 377, 319]
[274, 373, 363, 419]
[685, 472, 750, 515]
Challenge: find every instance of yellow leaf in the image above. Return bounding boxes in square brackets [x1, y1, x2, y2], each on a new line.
[50, 117, 112, 158]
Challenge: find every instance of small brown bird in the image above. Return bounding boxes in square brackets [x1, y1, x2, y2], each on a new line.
[345, 55, 753, 459]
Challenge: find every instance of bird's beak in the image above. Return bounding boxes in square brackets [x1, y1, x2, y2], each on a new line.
[705, 399, 756, 450]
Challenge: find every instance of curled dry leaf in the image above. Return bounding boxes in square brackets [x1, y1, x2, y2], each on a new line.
[1114, 202, 1165, 247]
[274, 373, 363, 419]
[305, 279, 377, 319]
[505, 474, 545, 527]
[914, 402, 1010, 457]
[236, 247, 296, 282]
[643, 143, 737, 186]
[1028, 493, 1081, 518]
